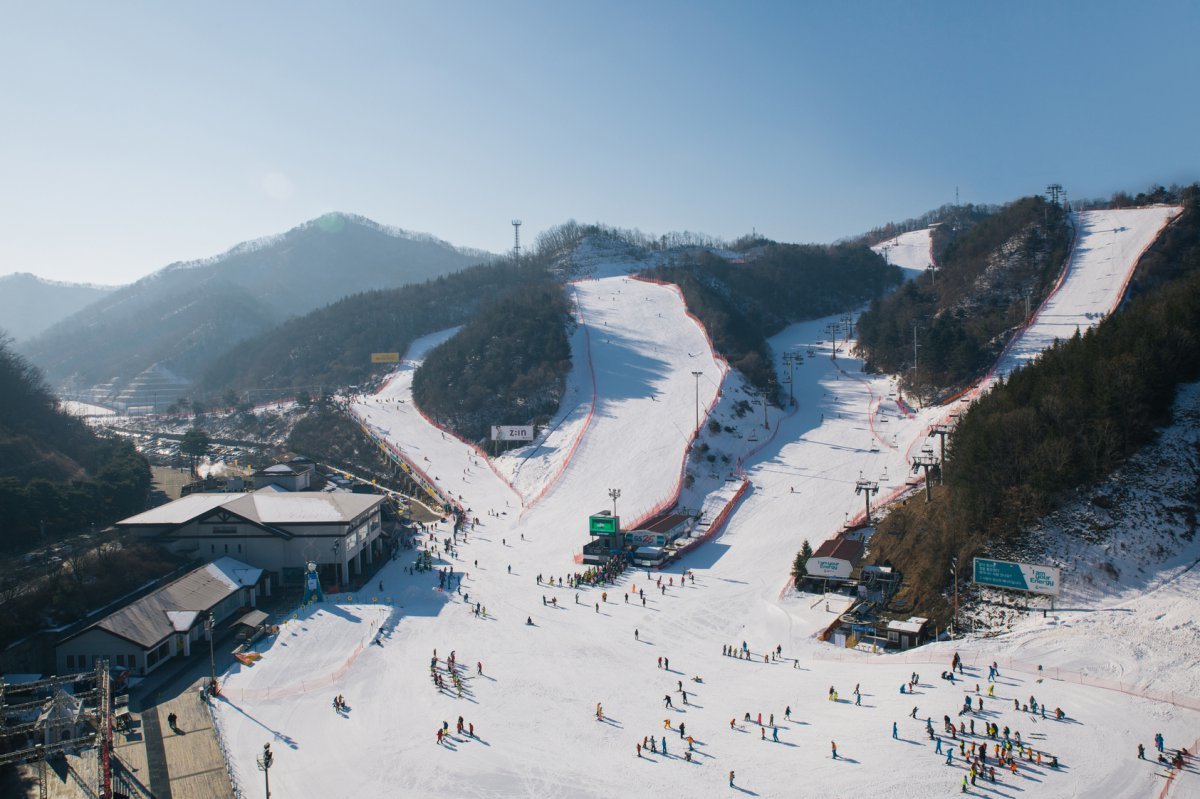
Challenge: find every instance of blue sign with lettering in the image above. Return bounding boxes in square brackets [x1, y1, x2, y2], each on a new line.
[972, 558, 1060, 596]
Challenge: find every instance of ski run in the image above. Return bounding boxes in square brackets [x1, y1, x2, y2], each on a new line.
[213, 207, 1197, 798]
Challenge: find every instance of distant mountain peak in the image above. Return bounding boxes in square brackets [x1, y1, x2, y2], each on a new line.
[0, 271, 119, 291]
[158, 213, 492, 278]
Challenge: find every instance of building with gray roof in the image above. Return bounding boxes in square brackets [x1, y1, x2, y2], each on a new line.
[55, 557, 263, 677]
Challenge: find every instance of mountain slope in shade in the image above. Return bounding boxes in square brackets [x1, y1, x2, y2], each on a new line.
[19, 213, 489, 394]
[0, 273, 117, 343]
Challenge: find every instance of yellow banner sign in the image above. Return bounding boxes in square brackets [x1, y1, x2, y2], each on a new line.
[371, 352, 401, 364]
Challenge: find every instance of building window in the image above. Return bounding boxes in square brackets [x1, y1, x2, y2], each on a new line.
[129, 654, 136, 668]
[66, 655, 75, 669]
[211, 545, 215, 554]
[238, 544, 242, 553]
[116, 654, 125, 666]
[224, 544, 229, 553]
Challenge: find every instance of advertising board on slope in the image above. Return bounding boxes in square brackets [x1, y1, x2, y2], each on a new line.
[972, 558, 1061, 596]
[806, 557, 852, 580]
[491, 425, 534, 441]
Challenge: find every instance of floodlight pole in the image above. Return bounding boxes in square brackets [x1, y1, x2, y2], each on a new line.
[608, 488, 620, 519]
[257, 742, 273, 798]
[691, 371, 703, 432]
[204, 611, 216, 693]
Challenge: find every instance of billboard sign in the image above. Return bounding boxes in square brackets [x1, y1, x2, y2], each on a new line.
[973, 558, 1061, 596]
[371, 352, 401, 364]
[491, 425, 534, 441]
[626, 532, 664, 547]
[806, 557, 852, 580]
[589, 515, 619, 535]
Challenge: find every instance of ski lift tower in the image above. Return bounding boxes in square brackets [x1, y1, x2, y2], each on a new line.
[855, 475, 879, 525]
[928, 424, 950, 483]
[911, 447, 940, 502]
[781, 351, 803, 407]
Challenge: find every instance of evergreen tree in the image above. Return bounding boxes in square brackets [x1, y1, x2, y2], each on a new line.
[792, 539, 813, 589]
[180, 427, 211, 475]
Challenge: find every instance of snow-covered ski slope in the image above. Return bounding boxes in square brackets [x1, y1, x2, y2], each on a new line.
[873, 227, 934, 277]
[215, 209, 1197, 799]
[983, 206, 1181, 390]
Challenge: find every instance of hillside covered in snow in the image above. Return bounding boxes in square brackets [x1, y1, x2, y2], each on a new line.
[209, 202, 1199, 799]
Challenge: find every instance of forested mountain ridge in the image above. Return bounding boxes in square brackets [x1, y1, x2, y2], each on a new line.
[412, 275, 571, 443]
[201, 259, 557, 396]
[855, 196, 1071, 401]
[643, 243, 901, 401]
[0, 337, 150, 551]
[21, 213, 487, 394]
[867, 191, 1200, 624]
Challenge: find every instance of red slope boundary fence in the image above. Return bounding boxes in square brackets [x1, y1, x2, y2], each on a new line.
[670, 479, 751, 562]
[517, 281, 600, 517]
[619, 276, 731, 531]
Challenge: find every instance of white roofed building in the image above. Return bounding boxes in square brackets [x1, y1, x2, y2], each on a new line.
[115, 488, 386, 592]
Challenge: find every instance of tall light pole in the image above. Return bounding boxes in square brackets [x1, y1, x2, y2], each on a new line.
[204, 611, 216, 694]
[691, 371, 703, 432]
[256, 742, 273, 798]
[949, 557, 959, 639]
[607, 488, 620, 519]
[332, 538, 341, 589]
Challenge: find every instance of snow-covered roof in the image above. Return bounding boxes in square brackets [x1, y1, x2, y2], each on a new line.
[70, 557, 261, 649]
[166, 610, 199, 632]
[228, 492, 381, 524]
[117, 491, 383, 529]
[886, 617, 928, 634]
[118, 493, 233, 525]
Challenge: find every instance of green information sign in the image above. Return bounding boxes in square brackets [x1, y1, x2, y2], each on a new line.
[589, 515, 619, 534]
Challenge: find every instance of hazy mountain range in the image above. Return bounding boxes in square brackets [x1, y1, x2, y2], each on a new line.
[0, 273, 117, 343]
[15, 213, 490, 399]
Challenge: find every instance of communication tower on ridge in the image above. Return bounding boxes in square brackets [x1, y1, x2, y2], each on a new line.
[512, 219, 522, 262]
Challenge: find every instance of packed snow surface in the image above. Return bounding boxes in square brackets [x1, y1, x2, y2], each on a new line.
[215, 209, 1196, 798]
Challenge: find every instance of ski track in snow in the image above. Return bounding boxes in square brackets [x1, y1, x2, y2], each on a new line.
[215, 209, 1197, 798]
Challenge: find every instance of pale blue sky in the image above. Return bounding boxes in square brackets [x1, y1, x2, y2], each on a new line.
[1, 1, 1196, 284]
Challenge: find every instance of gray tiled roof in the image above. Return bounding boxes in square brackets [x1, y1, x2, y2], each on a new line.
[81, 557, 262, 650]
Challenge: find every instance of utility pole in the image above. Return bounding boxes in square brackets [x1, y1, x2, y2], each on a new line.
[912, 323, 921, 373]
[512, 220, 522, 262]
[911, 447, 939, 502]
[928, 425, 950, 484]
[691, 371, 703, 432]
[854, 475, 879, 525]
[950, 557, 959, 639]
